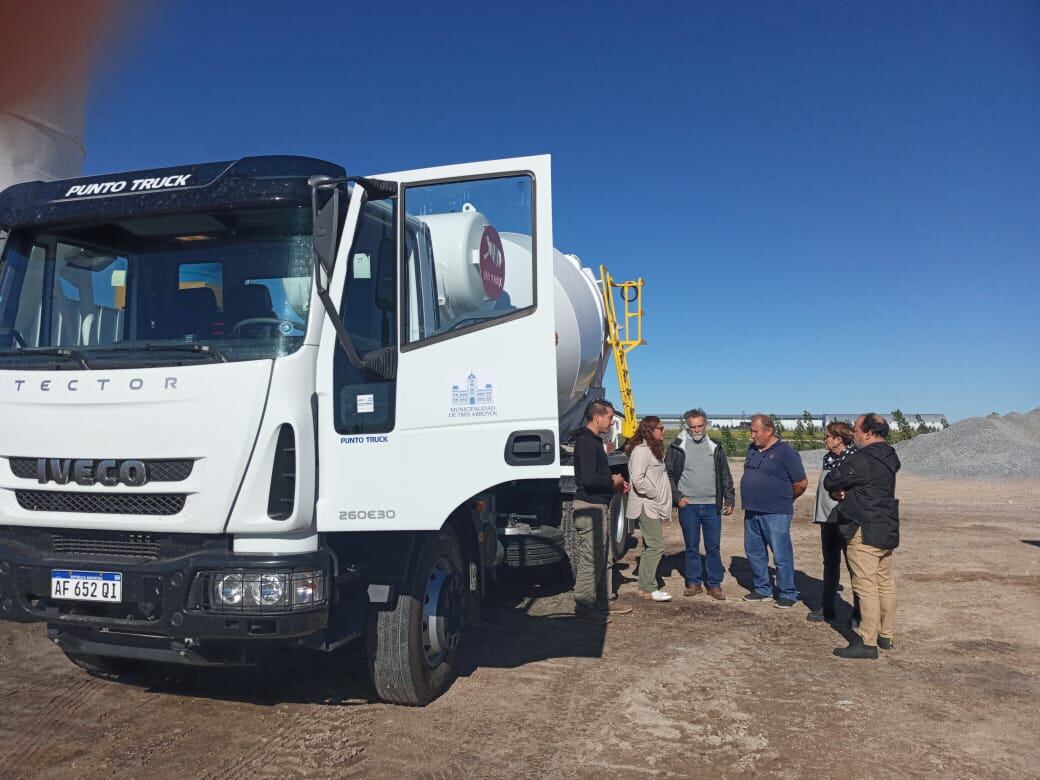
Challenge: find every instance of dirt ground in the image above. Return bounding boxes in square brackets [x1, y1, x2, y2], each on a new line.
[1, 464, 1038, 779]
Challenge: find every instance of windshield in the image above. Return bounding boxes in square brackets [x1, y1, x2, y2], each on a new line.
[0, 206, 313, 368]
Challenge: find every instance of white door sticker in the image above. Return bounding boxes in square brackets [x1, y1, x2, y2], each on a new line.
[353, 252, 371, 279]
[357, 394, 375, 414]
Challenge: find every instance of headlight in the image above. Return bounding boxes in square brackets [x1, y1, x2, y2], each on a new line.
[217, 573, 244, 606]
[251, 573, 286, 607]
[198, 569, 326, 613]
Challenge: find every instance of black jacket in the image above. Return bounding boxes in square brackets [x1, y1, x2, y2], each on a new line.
[823, 442, 901, 549]
[665, 433, 735, 514]
[573, 426, 613, 505]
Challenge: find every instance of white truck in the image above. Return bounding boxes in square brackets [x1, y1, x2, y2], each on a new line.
[0, 154, 636, 704]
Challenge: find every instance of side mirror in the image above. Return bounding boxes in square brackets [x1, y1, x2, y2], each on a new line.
[309, 176, 342, 276]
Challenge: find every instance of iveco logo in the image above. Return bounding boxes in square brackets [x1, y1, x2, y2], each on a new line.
[37, 459, 148, 487]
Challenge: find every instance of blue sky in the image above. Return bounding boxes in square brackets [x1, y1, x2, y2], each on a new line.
[84, 1, 1039, 421]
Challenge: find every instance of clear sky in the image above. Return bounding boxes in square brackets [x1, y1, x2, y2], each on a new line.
[83, 1, 1039, 421]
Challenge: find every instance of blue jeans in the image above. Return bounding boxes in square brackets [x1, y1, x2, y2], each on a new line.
[678, 503, 724, 588]
[743, 512, 798, 601]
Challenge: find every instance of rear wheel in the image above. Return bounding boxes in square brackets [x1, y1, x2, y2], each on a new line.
[367, 526, 466, 705]
[561, 501, 579, 582]
[609, 493, 631, 561]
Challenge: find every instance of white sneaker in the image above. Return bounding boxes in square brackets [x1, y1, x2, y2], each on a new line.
[650, 590, 672, 602]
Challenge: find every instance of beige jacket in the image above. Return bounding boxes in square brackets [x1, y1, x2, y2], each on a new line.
[625, 442, 672, 521]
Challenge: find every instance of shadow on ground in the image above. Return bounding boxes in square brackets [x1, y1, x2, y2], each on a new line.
[97, 568, 608, 707]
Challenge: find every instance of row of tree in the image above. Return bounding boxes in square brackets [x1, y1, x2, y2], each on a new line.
[712, 410, 949, 456]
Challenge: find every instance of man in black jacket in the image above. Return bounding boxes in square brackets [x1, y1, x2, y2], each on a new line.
[824, 413, 901, 659]
[572, 399, 632, 623]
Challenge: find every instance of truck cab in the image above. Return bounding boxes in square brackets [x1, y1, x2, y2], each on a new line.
[0, 154, 622, 704]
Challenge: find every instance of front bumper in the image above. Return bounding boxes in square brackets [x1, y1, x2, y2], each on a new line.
[0, 526, 332, 645]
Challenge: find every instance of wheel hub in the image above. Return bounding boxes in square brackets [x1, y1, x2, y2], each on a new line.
[421, 558, 463, 668]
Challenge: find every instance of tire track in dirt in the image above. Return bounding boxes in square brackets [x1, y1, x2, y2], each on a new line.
[0, 676, 108, 775]
[197, 702, 371, 780]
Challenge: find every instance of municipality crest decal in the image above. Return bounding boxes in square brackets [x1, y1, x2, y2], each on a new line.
[449, 371, 497, 418]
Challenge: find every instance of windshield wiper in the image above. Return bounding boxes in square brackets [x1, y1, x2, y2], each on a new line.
[107, 343, 229, 363]
[0, 347, 92, 368]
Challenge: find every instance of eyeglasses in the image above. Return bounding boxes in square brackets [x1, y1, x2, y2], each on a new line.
[654, 425, 665, 431]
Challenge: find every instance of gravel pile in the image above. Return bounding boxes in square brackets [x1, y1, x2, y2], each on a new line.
[896, 408, 1040, 478]
[799, 408, 1040, 479]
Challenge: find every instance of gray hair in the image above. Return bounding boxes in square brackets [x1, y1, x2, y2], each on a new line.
[683, 408, 708, 425]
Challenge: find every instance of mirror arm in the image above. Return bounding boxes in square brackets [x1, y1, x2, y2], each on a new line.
[309, 175, 399, 379]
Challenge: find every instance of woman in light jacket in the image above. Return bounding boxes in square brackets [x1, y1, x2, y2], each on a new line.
[808, 421, 862, 625]
[625, 416, 673, 602]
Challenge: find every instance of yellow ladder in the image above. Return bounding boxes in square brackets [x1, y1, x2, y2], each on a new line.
[599, 265, 645, 439]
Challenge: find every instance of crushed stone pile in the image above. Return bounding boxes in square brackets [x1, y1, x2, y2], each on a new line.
[896, 408, 1040, 478]
[799, 408, 1040, 479]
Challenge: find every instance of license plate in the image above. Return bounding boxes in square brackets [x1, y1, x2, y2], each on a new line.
[51, 570, 123, 603]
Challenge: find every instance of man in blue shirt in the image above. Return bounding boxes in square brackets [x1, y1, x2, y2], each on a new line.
[740, 414, 808, 608]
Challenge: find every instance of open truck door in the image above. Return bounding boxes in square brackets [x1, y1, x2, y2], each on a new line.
[314, 155, 560, 534]
[311, 156, 559, 704]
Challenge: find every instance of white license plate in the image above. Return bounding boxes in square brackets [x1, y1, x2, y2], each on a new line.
[51, 570, 123, 603]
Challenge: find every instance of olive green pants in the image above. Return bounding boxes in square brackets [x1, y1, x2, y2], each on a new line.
[637, 510, 665, 593]
[573, 499, 610, 611]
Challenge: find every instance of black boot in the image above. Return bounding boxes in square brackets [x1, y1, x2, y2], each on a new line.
[833, 639, 878, 659]
[877, 636, 894, 651]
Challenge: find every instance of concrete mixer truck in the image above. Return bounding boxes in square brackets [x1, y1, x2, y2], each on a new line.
[0, 154, 644, 705]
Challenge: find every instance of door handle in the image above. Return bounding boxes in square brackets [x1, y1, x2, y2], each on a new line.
[504, 430, 555, 466]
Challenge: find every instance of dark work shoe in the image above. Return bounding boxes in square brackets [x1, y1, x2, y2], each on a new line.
[833, 640, 878, 659]
[774, 598, 796, 609]
[806, 608, 825, 622]
[707, 587, 726, 601]
[743, 592, 773, 603]
[877, 636, 894, 651]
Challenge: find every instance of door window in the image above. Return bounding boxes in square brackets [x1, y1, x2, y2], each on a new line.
[401, 174, 534, 346]
[333, 198, 397, 434]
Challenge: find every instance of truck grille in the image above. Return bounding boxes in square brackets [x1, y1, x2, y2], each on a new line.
[51, 531, 164, 562]
[15, 490, 186, 516]
[8, 458, 194, 482]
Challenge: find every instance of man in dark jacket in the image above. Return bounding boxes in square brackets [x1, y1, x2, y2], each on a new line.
[665, 409, 735, 599]
[572, 399, 632, 623]
[824, 413, 901, 659]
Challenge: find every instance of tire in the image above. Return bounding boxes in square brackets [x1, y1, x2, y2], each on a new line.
[501, 528, 566, 568]
[561, 500, 579, 582]
[609, 492, 631, 562]
[64, 652, 138, 680]
[367, 526, 466, 706]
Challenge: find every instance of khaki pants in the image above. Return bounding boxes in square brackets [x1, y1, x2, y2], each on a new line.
[572, 499, 610, 611]
[846, 529, 896, 646]
[637, 510, 665, 593]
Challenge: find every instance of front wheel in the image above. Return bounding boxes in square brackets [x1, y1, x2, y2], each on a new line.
[367, 526, 466, 705]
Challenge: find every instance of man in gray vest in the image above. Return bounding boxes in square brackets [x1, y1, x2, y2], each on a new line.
[665, 409, 735, 599]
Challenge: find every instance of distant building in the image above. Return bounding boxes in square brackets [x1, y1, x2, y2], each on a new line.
[647, 412, 947, 432]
